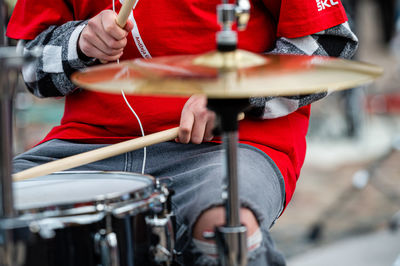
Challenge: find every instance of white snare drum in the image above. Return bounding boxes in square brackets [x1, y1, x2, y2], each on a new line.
[8, 171, 174, 266]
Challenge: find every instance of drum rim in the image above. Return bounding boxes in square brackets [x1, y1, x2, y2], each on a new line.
[14, 171, 157, 220]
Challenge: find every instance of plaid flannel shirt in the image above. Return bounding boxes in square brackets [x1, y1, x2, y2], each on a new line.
[21, 21, 358, 119]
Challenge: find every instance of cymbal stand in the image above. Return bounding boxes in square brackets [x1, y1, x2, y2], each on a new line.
[308, 136, 400, 242]
[208, 99, 250, 266]
[216, 0, 249, 52]
[210, 1, 250, 265]
[0, 0, 14, 220]
[0, 3, 39, 264]
[0, 47, 22, 266]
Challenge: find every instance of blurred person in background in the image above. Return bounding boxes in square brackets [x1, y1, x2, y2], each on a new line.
[343, 0, 397, 44]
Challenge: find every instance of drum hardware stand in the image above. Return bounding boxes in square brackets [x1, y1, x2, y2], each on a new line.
[0, 0, 14, 220]
[207, 1, 251, 265]
[94, 183, 176, 266]
[94, 229, 120, 266]
[216, 0, 249, 52]
[0, 25, 20, 266]
[146, 183, 175, 265]
[307, 136, 400, 242]
[0, 51, 21, 265]
[0, 3, 41, 264]
[0, 0, 6, 46]
[207, 99, 251, 266]
[94, 202, 120, 266]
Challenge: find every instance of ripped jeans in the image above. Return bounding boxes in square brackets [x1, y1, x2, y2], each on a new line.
[13, 139, 287, 265]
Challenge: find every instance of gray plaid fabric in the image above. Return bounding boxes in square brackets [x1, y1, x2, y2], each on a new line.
[248, 22, 358, 118]
[21, 21, 358, 119]
[21, 20, 94, 97]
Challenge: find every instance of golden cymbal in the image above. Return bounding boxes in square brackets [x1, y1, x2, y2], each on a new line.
[71, 50, 383, 98]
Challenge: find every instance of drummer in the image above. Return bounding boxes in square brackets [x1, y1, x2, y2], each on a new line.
[7, 0, 357, 265]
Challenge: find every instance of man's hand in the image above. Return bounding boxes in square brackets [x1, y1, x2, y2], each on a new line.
[177, 95, 216, 144]
[78, 10, 134, 62]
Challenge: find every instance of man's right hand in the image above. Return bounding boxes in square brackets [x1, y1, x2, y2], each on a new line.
[78, 10, 134, 62]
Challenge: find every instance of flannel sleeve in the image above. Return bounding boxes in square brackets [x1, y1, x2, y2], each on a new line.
[247, 22, 359, 119]
[21, 20, 97, 98]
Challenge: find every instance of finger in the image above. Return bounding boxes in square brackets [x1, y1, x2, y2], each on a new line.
[81, 32, 124, 60]
[95, 19, 128, 51]
[203, 111, 216, 141]
[100, 52, 123, 62]
[178, 110, 194, 144]
[90, 46, 123, 62]
[99, 33, 128, 51]
[124, 19, 134, 32]
[190, 109, 209, 144]
[93, 31, 126, 55]
[102, 11, 131, 40]
[80, 37, 123, 61]
[81, 22, 125, 55]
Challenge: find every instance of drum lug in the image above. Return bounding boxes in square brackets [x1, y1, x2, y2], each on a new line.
[146, 183, 175, 265]
[94, 229, 120, 266]
[145, 214, 175, 266]
[28, 220, 56, 239]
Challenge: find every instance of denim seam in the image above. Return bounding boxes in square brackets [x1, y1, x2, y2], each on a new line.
[123, 152, 128, 172]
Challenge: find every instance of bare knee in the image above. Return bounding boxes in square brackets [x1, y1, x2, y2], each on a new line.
[193, 206, 259, 242]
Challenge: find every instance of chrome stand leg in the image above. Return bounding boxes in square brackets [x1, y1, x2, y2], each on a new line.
[0, 69, 15, 218]
[0, 0, 14, 220]
[212, 0, 251, 262]
[0, 42, 39, 266]
[224, 131, 240, 228]
[0, 6, 18, 262]
[0, 46, 18, 266]
[215, 131, 247, 266]
[208, 99, 250, 266]
[215, 225, 247, 266]
[0, 0, 6, 46]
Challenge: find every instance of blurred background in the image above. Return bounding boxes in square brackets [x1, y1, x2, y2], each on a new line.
[3, 0, 400, 265]
[272, 0, 400, 265]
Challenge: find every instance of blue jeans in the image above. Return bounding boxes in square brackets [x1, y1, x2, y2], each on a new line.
[13, 139, 286, 265]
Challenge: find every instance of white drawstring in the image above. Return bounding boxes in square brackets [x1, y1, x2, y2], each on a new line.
[113, 0, 147, 174]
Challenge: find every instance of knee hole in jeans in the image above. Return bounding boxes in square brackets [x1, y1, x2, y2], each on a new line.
[192, 206, 259, 242]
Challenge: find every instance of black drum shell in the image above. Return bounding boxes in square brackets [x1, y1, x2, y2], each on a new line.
[8, 171, 165, 266]
[12, 211, 153, 266]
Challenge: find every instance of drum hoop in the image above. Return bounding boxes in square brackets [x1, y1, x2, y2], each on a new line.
[15, 171, 157, 219]
[8, 192, 167, 232]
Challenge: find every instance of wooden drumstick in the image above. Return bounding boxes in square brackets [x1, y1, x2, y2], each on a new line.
[116, 0, 137, 28]
[12, 113, 245, 181]
[99, 0, 137, 64]
[12, 127, 179, 181]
